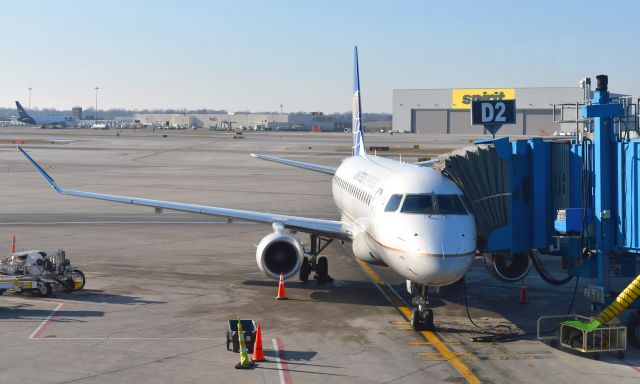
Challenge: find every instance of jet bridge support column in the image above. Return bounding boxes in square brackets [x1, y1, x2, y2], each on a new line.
[581, 75, 621, 293]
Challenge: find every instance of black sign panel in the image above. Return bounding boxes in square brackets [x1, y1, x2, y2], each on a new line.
[471, 99, 516, 125]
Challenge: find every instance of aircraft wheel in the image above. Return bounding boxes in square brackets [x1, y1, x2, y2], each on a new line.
[299, 257, 311, 282]
[315, 256, 330, 282]
[411, 309, 424, 331]
[423, 309, 435, 331]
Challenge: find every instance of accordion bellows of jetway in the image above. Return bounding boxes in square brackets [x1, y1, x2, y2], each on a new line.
[434, 143, 510, 240]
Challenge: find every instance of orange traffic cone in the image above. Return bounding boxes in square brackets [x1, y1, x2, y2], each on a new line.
[519, 279, 528, 304]
[252, 324, 265, 362]
[276, 272, 287, 300]
[11, 235, 16, 254]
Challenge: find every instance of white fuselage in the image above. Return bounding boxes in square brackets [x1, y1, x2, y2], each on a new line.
[332, 155, 476, 286]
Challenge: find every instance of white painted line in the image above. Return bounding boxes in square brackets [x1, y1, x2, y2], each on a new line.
[29, 303, 63, 339]
[32, 337, 225, 340]
[272, 338, 286, 384]
[0, 221, 258, 225]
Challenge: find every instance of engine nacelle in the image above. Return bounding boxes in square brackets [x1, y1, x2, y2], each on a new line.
[256, 232, 303, 280]
[483, 251, 531, 283]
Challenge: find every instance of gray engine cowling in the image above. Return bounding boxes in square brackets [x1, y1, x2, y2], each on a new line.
[256, 232, 303, 279]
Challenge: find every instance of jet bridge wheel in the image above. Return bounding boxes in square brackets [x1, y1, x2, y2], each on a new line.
[627, 311, 640, 348]
[483, 252, 531, 282]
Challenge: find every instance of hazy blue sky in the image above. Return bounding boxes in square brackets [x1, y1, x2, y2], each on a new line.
[1, 0, 639, 113]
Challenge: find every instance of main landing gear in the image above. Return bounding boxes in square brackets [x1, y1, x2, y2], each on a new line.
[299, 234, 334, 283]
[409, 282, 434, 331]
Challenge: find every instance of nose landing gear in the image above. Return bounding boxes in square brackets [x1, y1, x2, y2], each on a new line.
[409, 282, 434, 331]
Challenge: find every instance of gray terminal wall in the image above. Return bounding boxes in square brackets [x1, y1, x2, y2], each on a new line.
[393, 87, 585, 136]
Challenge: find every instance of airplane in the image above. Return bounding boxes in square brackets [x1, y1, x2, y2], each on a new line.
[15, 101, 78, 128]
[18, 47, 477, 331]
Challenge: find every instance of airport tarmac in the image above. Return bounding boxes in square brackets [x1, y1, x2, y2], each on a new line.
[0, 127, 639, 384]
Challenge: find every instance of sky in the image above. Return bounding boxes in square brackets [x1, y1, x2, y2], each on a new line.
[1, 0, 639, 113]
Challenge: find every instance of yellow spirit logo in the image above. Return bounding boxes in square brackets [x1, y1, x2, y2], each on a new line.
[452, 89, 515, 109]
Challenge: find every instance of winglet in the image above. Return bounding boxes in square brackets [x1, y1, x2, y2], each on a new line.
[17, 146, 62, 193]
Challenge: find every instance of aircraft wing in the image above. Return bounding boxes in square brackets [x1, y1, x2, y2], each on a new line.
[251, 153, 336, 175]
[18, 146, 352, 240]
[414, 159, 436, 167]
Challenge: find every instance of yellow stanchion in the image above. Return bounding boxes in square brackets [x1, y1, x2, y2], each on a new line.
[235, 317, 254, 369]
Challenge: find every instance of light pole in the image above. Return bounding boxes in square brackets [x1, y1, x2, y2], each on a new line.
[94, 87, 99, 124]
[28, 87, 32, 111]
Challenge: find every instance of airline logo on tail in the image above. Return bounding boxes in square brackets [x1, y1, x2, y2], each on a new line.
[352, 46, 366, 157]
[15, 101, 36, 124]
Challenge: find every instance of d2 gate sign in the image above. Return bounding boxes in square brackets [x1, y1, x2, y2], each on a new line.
[471, 99, 516, 125]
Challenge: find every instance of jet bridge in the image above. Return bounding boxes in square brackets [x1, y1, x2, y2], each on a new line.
[434, 76, 640, 344]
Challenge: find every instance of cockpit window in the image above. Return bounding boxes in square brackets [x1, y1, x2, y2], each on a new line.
[437, 195, 467, 214]
[400, 194, 468, 215]
[400, 194, 435, 214]
[384, 194, 403, 212]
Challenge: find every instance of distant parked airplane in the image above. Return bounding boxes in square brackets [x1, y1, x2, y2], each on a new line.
[15, 101, 78, 128]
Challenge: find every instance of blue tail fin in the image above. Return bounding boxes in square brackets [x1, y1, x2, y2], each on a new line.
[15, 101, 36, 124]
[352, 46, 366, 157]
[15, 101, 29, 119]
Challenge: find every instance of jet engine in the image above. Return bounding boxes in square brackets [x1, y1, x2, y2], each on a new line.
[256, 232, 303, 279]
[483, 251, 531, 282]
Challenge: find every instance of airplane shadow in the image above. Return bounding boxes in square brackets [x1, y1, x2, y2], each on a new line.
[0, 301, 104, 322]
[263, 349, 318, 362]
[56, 289, 166, 306]
[242, 279, 393, 307]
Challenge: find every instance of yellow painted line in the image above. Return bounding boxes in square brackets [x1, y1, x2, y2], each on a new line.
[419, 351, 472, 356]
[391, 321, 410, 324]
[395, 327, 415, 330]
[354, 258, 482, 384]
[410, 341, 462, 346]
[422, 357, 480, 361]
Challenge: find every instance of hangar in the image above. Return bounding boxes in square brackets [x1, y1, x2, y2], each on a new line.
[392, 87, 585, 136]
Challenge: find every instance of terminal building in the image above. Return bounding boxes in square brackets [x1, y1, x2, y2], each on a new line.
[393, 87, 588, 136]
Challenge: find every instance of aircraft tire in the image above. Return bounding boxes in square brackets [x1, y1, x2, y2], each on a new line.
[316, 257, 328, 281]
[299, 257, 311, 282]
[411, 309, 424, 331]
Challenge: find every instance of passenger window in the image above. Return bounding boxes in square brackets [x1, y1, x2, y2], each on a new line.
[401, 194, 435, 214]
[437, 195, 468, 215]
[384, 194, 403, 212]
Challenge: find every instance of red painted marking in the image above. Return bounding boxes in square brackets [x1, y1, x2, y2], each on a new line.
[276, 337, 293, 384]
[626, 360, 640, 375]
[30, 303, 63, 339]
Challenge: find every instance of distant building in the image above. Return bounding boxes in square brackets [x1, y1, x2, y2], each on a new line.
[391, 87, 634, 136]
[132, 112, 336, 131]
[71, 107, 83, 120]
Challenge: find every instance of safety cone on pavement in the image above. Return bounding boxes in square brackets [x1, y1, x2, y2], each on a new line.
[252, 324, 265, 362]
[235, 317, 254, 369]
[519, 279, 528, 304]
[276, 272, 287, 300]
[11, 235, 16, 254]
